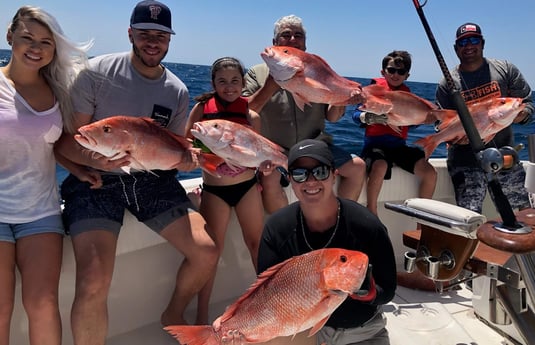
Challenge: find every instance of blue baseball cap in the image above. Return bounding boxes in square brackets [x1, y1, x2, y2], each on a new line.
[130, 1, 175, 35]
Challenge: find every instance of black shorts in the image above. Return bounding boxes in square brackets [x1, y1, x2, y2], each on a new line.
[61, 170, 195, 236]
[362, 144, 425, 180]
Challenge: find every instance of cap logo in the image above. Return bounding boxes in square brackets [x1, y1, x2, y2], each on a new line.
[461, 24, 478, 33]
[149, 5, 162, 20]
[299, 144, 314, 150]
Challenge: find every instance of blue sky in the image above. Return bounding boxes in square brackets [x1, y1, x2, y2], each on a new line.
[1, 1, 534, 86]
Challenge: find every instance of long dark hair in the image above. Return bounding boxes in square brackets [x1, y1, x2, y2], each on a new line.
[194, 57, 246, 103]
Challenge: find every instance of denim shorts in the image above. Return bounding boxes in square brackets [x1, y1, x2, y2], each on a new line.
[0, 214, 65, 243]
[60, 170, 195, 236]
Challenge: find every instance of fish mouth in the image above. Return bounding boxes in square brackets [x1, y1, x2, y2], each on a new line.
[260, 47, 274, 59]
[190, 122, 207, 139]
[261, 47, 297, 82]
[74, 129, 97, 149]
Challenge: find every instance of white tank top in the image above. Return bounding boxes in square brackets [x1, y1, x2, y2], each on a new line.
[0, 72, 63, 223]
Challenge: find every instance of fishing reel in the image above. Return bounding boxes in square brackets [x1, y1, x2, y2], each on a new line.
[477, 145, 522, 173]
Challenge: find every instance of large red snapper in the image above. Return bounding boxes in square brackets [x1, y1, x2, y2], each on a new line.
[190, 119, 288, 171]
[74, 116, 193, 173]
[415, 97, 525, 158]
[165, 248, 369, 345]
[261, 46, 363, 111]
[360, 84, 456, 129]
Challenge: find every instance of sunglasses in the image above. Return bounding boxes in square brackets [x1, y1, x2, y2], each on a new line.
[456, 36, 482, 47]
[385, 67, 408, 75]
[289, 165, 331, 183]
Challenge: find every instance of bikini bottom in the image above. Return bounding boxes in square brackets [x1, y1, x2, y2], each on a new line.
[202, 176, 257, 207]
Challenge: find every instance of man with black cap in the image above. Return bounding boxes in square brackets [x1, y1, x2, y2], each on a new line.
[255, 139, 396, 345]
[435, 23, 534, 214]
[54, 1, 218, 344]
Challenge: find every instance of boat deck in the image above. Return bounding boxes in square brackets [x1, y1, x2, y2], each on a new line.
[106, 282, 508, 345]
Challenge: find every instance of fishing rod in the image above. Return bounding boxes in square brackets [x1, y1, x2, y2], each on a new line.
[411, 0, 522, 230]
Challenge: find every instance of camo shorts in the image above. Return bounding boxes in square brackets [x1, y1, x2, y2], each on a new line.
[448, 162, 530, 214]
[60, 170, 196, 236]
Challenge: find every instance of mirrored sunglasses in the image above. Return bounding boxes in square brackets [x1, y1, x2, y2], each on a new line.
[289, 165, 331, 183]
[456, 36, 482, 47]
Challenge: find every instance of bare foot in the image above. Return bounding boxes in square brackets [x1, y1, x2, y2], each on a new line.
[161, 310, 188, 327]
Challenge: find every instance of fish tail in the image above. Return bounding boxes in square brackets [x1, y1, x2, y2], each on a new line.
[164, 325, 217, 345]
[414, 136, 437, 159]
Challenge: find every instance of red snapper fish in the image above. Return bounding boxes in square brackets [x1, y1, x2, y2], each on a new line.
[360, 84, 455, 129]
[190, 119, 288, 172]
[165, 248, 369, 345]
[415, 97, 525, 158]
[75, 116, 193, 173]
[261, 46, 363, 111]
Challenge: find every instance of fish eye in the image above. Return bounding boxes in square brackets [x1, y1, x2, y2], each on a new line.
[103, 125, 111, 133]
[340, 255, 347, 263]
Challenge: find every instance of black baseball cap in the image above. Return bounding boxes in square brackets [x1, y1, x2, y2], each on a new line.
[288, 139, 334, 168]
[130, 1, 175, 34]
[456, 23, 482, 41]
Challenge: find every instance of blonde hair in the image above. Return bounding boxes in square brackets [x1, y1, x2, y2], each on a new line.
[8, 6, 93, 133]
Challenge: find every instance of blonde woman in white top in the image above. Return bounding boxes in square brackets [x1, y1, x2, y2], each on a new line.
[0, 6, 92, 345]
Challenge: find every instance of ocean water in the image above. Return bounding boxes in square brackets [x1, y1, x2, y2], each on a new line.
[1, 49, 532, 182]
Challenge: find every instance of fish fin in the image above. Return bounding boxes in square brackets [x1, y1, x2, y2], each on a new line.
[293, 94, 309, 112]
[120, 166, 131, 174]
[435, 111, 459, 131]
[128, 157, 154, 174]
[427, 109, 457, 124]
[303, 77, 331, 92]
[228, 144, 257, 158]
[388, 124, 403, 134]
[414, 136, 438, 159]
[224, 160, 245, 172]
[164, 325, 217, 345]
[200, 153, 224, 177]
[308, 314, 331, 336]
[169, 132, 194, 149]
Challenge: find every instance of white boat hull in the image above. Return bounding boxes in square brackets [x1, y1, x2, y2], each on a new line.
[10, 159, 524, 345]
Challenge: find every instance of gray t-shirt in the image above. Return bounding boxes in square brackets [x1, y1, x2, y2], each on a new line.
[71, 52, 189, 135]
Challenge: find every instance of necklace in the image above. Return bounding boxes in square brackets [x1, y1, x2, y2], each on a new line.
[300, 201, 340, 251]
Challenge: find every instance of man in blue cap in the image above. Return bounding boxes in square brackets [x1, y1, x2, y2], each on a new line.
[55, 2, 218, 344]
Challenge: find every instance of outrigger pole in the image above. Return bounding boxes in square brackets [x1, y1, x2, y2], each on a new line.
[411, 0, 522, 230]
